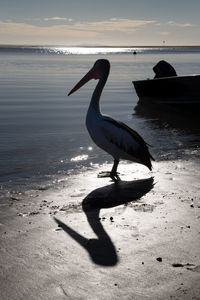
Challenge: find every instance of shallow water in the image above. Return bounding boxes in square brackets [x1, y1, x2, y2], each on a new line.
[0, 47, 200, 196]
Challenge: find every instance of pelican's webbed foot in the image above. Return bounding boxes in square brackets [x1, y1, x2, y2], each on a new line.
[98, 159, 120, 182]
[98, 171, 120, 182]
[110, 172, 120, 183]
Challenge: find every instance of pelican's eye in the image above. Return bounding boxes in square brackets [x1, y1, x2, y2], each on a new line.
[93, 70, 100, 80]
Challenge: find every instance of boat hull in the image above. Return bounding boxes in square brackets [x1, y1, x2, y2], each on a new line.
[133, 75, 200, 110]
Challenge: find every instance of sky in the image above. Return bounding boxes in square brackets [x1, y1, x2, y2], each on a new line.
[0, 0, 200, 46]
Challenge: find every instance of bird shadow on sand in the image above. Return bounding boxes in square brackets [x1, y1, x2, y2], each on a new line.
[54, 177, 154, 266]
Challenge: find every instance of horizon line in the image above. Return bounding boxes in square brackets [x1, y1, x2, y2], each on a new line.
[0, 44, 200, 48]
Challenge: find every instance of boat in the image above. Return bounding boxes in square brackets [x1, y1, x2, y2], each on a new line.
[133, 60, 200, 111]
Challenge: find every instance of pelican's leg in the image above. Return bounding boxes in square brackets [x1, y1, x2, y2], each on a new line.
[98, 159, 120, 182]
[110, 159, 120, 182]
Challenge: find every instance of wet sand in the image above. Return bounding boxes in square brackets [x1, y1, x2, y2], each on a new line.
[0, 159, 200, 300]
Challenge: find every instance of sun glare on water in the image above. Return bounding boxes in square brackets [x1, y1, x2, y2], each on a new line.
[49, 47, 134, 55]
[70, 155, 89, 162]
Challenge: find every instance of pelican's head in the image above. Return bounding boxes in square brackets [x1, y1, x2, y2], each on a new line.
[92, 59, 110, 78]
[68, 59, 110, 96]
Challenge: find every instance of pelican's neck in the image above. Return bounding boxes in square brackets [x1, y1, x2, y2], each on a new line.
[88, 72, 108, 114]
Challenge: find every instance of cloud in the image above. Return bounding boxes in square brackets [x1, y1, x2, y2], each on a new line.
[167, 21, 195, 27]
[0, 18, 155, 36]
[44, 17, 73, 21]
[77, 18, 156, 32]
[0, 21, 98, 44]
[159, 31, 170, 36]
[0, 18, 156, 44]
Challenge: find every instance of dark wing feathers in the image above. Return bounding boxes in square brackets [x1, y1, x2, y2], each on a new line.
[104, 118, 155, 170]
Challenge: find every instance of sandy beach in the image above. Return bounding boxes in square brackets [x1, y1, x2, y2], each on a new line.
[0, 158, 200, 300]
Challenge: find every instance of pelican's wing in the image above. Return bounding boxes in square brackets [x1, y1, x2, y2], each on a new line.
[102, 116, 154, 168]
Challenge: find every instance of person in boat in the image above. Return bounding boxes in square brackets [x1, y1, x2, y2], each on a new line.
[153, 60, 177, 78]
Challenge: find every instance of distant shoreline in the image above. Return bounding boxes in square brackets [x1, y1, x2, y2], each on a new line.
[0, 44, 200, 48]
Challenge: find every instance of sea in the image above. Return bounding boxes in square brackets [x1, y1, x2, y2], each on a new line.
[0, 46, 200, 199]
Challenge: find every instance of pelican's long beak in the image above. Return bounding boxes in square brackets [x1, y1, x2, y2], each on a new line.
[68, 68, 97, 96]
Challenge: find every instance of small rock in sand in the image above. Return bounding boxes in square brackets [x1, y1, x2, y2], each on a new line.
[156, 257, 162, 262]
[172, 263, 184, 267]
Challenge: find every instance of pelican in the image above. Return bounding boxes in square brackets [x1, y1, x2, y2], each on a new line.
[68, 59, 154, 181]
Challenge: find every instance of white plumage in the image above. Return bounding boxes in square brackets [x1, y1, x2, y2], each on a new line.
[68, 59, 154, 181]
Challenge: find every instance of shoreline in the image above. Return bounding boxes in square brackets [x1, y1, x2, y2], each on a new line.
[0, 159, 200, 299]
